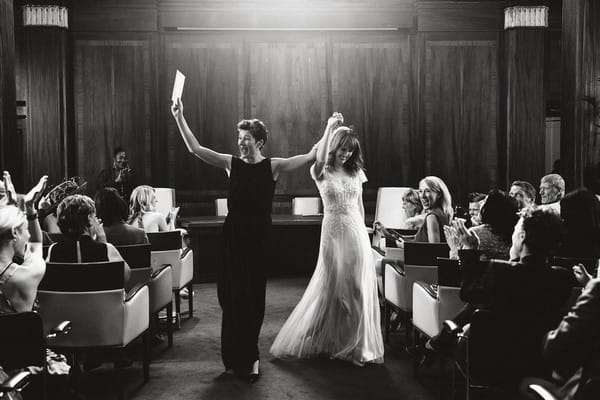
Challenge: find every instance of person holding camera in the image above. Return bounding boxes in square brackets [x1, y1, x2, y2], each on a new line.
[96, 147, 134, 200]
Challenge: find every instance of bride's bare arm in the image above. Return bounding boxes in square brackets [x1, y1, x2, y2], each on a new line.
[312, 113, 343, 180]
[171, 98, 232, 170]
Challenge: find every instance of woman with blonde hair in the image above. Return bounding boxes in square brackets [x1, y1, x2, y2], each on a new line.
[128, 185, 168, 232]
[415, 176, 453, 243]
[0, 172, 47, 313]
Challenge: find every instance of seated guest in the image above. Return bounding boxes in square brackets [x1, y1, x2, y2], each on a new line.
[509, 180, 536, 210]
[128, 185, 169, 232]
[558, 188, 600, 259]
[414, 176, 453, 243]
[539, 173, 565, 214]
[0, 173, 47, 313]
[95, 187, 148, 245]
[446, 189, 519, 260]
[542, 271, 600, 400]
[467, 192, 486, 227]
[46, 195, 131, 283]
[97, 147, 134, 200]
[429, 209, 573, 381]
[403, 189, 425, 230]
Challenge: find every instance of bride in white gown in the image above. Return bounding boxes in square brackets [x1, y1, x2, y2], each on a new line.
[270, 113, 384, 365]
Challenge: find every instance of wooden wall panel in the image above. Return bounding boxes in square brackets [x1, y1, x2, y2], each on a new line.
[162, 34, 244, 203]
[505, 29, 545, 187]
[417, 1, 503, 32]
[331, 33, 412, 188]
[561, 0, 600, 190]
[0, 0, 19, 184]
[421, 34, 499, 204]
[15, 28, 68, 188]
[74, 34, 155, 195]
[248, 35, 327, 195]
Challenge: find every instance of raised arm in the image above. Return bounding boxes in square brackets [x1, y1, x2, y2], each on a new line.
[271, 146, 318, 181]
[312, 112, 344, 180]
[171, 98, 232, 170]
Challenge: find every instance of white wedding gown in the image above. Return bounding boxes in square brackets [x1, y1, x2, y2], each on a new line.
[270, 165, 384, 365]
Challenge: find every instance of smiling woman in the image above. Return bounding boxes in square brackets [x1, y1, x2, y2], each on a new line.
[170, 96, 318, 382]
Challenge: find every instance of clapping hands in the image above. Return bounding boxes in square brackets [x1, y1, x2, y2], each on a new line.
[444, 218, 480, 255]
[171, 97, 183, 119]
[573, 263, 597, 286]
[1, 171, 47, 212]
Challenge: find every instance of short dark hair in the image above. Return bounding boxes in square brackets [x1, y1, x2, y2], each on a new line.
[480, 189, 520, 242]
[520, 208, 563, 256]
[468, 192, 486, 203]
[95, 187, 128, 226]
[57, 194, 96, 238]
[113, 147, 125, 157]
[237, 119, 269, 148]
[510, 180, 536, 201]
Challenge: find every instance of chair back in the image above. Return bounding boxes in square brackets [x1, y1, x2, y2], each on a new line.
[47, 232, 65, 243]
[154, 188, 176, 218]
[292, 197, 321, 215]
[373, 187, 412, 229]
[404, 242, 450, 266]
[436, 257, 461, 287]
[0, 312, 45, 371]
[116, 244, 152, 289]
[147, 231, 186, 287]
[37, 261, 139, 347]
[215, 198, 228, 216]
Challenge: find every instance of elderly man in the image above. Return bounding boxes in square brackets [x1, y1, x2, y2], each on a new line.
[539, 173, 565, 214]
[509, 180, 536, 210]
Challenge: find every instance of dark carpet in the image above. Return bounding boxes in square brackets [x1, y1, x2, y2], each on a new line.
[80, 277, 447, 400]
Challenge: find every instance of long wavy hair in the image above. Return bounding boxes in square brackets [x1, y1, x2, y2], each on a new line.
[326, 126, 364, 175]
[128, 185, 156, 225]
[419, 176, 453, 221]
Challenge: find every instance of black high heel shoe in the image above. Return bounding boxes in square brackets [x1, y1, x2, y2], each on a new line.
[248, 360, 260, 383]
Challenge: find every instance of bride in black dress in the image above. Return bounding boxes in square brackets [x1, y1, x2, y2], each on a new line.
[171, 98, 317, 382]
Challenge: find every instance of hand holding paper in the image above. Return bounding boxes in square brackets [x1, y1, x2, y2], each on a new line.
[171, 70, 185, 105]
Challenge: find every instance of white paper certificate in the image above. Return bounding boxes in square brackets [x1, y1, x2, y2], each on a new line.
[171, 70, 186, 104]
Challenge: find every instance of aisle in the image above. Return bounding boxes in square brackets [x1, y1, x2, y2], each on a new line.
[82, 278, 438, 400]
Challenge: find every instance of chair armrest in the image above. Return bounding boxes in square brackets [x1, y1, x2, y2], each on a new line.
[443, 319, 461, 334]
[47, 321, 72, 338]
[414, 281, 437, 299]
[126, 283, 147, 301]
[383, 259, 404, 276]
[371, 246, 385, 256]
[0, 370, 31, 393]
[180, 247, 192, 260]
[522, 378, 561, 400]
[151, 263, 172, 279]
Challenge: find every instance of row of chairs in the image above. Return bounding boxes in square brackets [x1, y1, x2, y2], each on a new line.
[32, 230, 194, 399]
[374, 234, 595, 399]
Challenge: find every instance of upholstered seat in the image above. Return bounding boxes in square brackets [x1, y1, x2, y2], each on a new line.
[37, 261, 150, 397]
[147, 231, 194, 325]
[382, 242, 449, 342]
[117, 244, 174, 347]
[291, 197, 321, 215]
[412, 258, 465, 339]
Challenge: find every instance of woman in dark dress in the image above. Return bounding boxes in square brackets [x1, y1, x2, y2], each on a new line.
[171, 97, 317, 382]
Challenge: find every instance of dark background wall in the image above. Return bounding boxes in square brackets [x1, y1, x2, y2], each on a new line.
[8, 0, 568, 215]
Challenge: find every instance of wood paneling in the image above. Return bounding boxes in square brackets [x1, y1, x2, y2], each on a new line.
[417, 2, 503, 32]
[561, 0, 600, 190]
[71, 0, 157, 32]
[420, 33, 499, 204]
[248, 35, 327, 195]
[15, 27, 68, 188]
[162, 33, 244, 193]
[331, 33, 412, 188]
[0, 0, 19, 184]
[505, 29, 545, 187]
[74, 34, 156, 194]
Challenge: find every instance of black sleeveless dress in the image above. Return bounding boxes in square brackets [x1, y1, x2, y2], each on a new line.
[218, 156, 275, 372]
